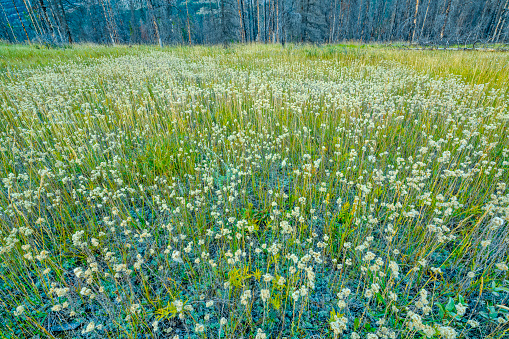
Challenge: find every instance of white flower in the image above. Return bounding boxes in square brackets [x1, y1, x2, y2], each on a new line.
[423, 325, 435, 338]
[82, 321, 95, 334]
[220, 317, 228, 326]
[455, 303, 467, 316]
[130, 303, 141, 313]
[299, 286, 308, 297]
[330, 314, 348, 335]
[363, 251, 376, 262]
[490, 217, 504, 230]
[260, 289, 270, 302]
[467, 320, 479, 327]
[291, 290, 300, 302]
[172, 250, 183, 263]
[495, 262, 508, 271]
[173, 299, 184, 313]
[51, 304, 62, 312]
[255, 328, 267, 339]
[263, 273, 274, 283]
[14, 305, 25, 316]
[240, 289, 252, 305]
[437, 325, 457, 339]
[389, 292, 398, 301]
[339, 288, 351, 298]
[194, 323, 205, 333]
[481, 240, 491, 248]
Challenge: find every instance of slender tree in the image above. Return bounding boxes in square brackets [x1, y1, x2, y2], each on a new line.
[185, 0, 192, 44]
[38, 0, 56, 41]
[146, 0, 162, 46]
[11, 0, 31, 43]
[0, 0, 18, 42]
[440, 0, 451, 40]
[410, 0, 419, 43]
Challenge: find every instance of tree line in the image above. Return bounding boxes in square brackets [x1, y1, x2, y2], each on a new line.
[1, 0, 508, 45]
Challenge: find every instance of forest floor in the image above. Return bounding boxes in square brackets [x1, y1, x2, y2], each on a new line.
[0, 44, 508, 338]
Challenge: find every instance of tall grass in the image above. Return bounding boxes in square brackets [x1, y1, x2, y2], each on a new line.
[0, 44, 508, 339]
[299, 44, 509, 92]
[0, 43, 151, 71]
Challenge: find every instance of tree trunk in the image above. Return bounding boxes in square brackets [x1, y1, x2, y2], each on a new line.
[38, 0, 56, 41]
[55, 0, 72, 43]
[240, 0, 248, 42]
[389, 0, 400, 40]
[440, 0, 451, 40]
[147, 0, 162, 46]
[275, 0, 278, 42]
[47, 0, 64, 42]
[100, 0, 115, 44]
[418, 0, 430, 41]
[280, 0, 285, 46]
[264, 0, 268, 42]
[301, 0, 309, 42]
[0, 0, 18, 42]
[411, 0, 419, 43]
[268, 0, 272, 42]
[57, 0, 72, 43]
[221, 0, 228, 47]
[338, 0, 345, 40]
[237, 0, 245, 42]
[256, 0, 260, 41]
[129, 0, 137, 44]
[186, 0, 192, 45]
[330, 0, 337, 43]
[245, 0, 251, 42]
[491, 0, 509, 42]
[357, 0, 363, 40]
[22, 0, 43, 37]
[11, 0, 31, 43]
[105, 0, 119, 43]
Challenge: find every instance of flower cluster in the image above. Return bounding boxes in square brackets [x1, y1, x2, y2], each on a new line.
[0, 45, 508, 338]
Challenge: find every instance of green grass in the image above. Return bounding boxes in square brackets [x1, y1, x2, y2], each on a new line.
[0, 43, 152, 71]
[296, 44, 509, 91]
[0, 43, 508, 339]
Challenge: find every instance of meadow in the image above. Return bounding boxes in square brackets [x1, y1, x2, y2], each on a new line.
[0, 44, 508, 339]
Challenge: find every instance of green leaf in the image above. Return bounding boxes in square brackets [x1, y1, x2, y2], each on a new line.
[354, 317, 360, 330]
[493, 286, 509, 293]
[445, 297, 455, 313]
[329, 309, 337, 322]
[488, 306, 498, 319]
[437, 303, 445, 320]
[459, 295, 465, 305]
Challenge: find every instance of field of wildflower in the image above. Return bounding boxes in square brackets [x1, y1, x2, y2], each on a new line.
[0, 44, 509, 339]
